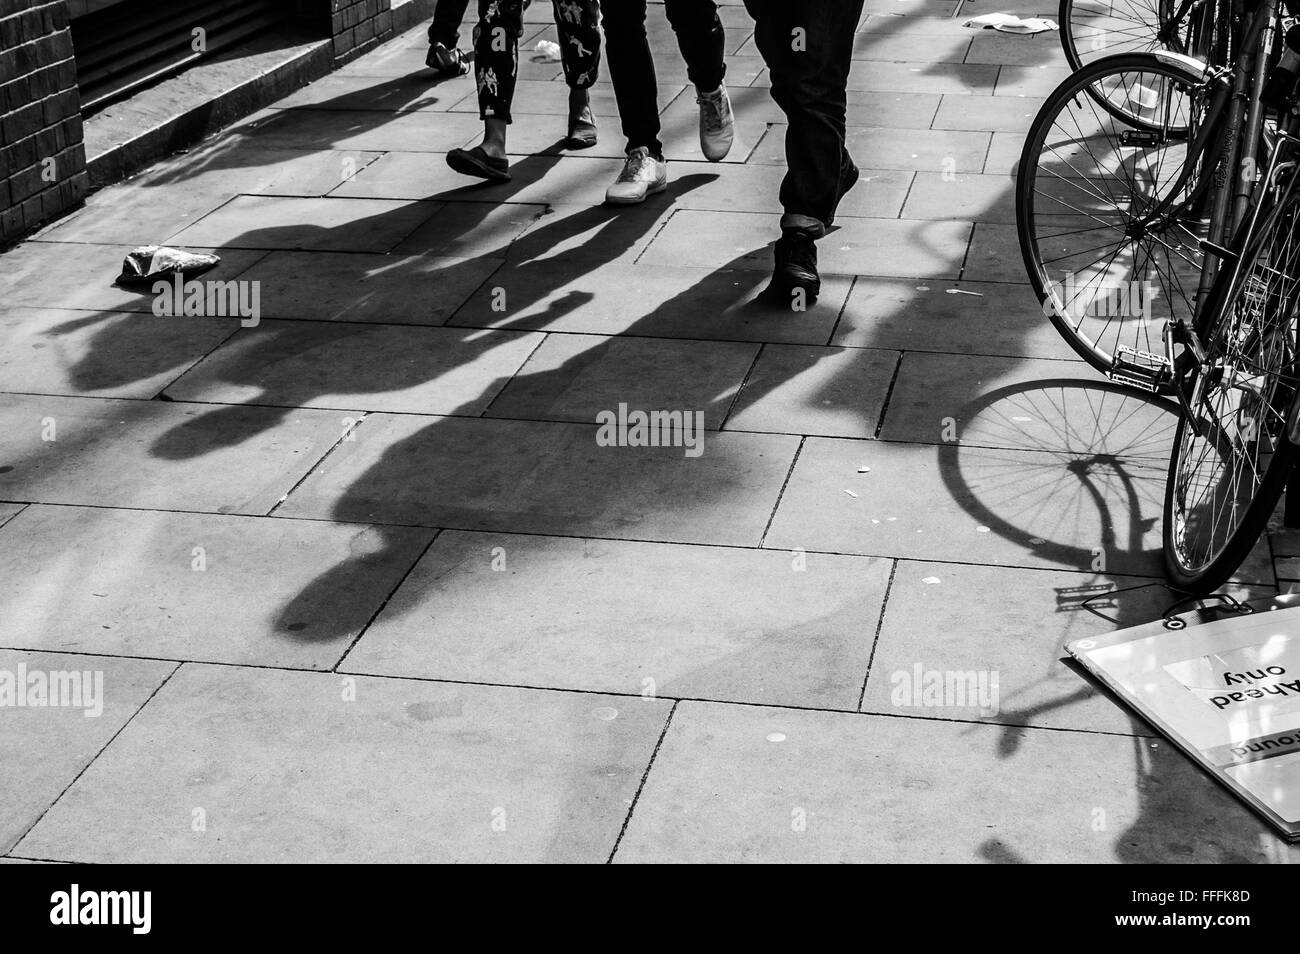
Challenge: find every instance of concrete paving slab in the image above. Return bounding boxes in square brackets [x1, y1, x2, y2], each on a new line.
[612, 701, 1289, 863]
[0, 649, 175, 853]
[935, 93, 1045, 132]
[862, 561, 1176, 734]
[393, 200, 548, 257]
[902, 171, 1014, 223]
[168, 195, 443, 252]
[724, 345, 899, 439]
[963, 223, 1030, 283]
[0, 306, 239, 400]
[162, 320, 543, 415]
[0, 506, 431, 666]
[0, 393, 355, 515]
[230, 249, 502, 324]
[764, 437, 1167, 576]
[35, 149, 386, 245]
[1, 242, 267, 315]
[833, 279, 1076, 358]
[448, 262, 849, 345]
[276, 414, 799, 547]
[343, 530, 890, 709]
[16, 665, 670, 863]
[484, 333, 759, 429]
[639, 209, 972, 279]
[847, 61, 1000, 95]
[751, 126, 992, 172]
[226, 107, 486, 153]
[878, 353, 1178, 458]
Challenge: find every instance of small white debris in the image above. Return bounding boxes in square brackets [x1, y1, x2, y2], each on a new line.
[976, 525, 990, 533]
[844, 489, 859, 498]
[858, 466, 871, 473]
[946, 288, 984, 297]
[534, 39, 562, 61]
[591, 706, 618, 721]
[922, 576, 942, 585]
[1029, 536, 1045, 545]
[767, 732, 787, 743]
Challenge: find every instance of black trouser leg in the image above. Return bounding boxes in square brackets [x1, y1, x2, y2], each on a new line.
[600, 0, 663, 154]
[745, 0, 864, 229]
[473, 0, 524, 123]
[553, 0, 602, 89]
[664, 0, 726, 93]
[429, 0, 473, 48]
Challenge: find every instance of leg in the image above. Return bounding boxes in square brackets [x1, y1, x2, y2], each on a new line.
[663, 0, 726, 93]
[472, 0, 523, 126]
[599, 0, 664, 156]
[428, 0, 473, 48]
[554, 0, 602, 146]
[746, 0, 863, 230]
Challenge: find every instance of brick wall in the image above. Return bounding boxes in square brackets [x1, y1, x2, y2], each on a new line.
[0, 0, 88, 246]
[331, 0, 395, 65]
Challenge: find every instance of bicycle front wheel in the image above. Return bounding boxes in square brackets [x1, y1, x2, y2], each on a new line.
[1018, 53, 1209, 387]
[1163, 186, 1300, 591]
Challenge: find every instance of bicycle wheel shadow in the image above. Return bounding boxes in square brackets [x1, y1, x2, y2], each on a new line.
[934, 375, 1295, 861]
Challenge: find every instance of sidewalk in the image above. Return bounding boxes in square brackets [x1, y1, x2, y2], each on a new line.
[1, 1, 1294, 863]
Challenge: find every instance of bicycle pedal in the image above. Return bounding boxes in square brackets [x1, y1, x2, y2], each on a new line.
[1109, 346, 1172, 392]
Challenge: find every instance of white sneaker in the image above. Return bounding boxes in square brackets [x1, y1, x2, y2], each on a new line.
[605, 147, 668, 205]
[697, 83, 734, 162]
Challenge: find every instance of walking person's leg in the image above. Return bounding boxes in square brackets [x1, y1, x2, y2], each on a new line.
[427, 0, 473, 75]
[600, 0, 669, 203]
[447, 0, 524, 181]
[554, 0, 602, 148]
[745, 0, 864, 301]
[663, 0, 734, 161]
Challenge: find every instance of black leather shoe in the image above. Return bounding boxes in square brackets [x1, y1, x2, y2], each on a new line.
[769, 227, 820, 303]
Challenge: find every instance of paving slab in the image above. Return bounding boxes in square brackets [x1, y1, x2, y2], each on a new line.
[847, 61, 1000, 94]
[502, 199, 683, 268]
[393, 200, 549, 257]
[902, 171, 1014, 223]
[962, 223, 1030, 283]
[445, 79, 627, 119]
[0, 506, 431, 665]
[862, 561, 1180, 734]
[271, 74, 459, 112]
[484, 333, 759, 429]
[934, 93, 1045, 132]
[0, 306, 238, 400]
[724, 345, 899, 439]
[331, 150, 627, 206]
[833, 279, 1075, 358]
[1, 242, 266, 315]
[230, 250, 501, 324]
[34, 149, 385, 246]
[225, 107, 486, 153]
[0, 393, 355, 515]
[0, 649, 175, 854]
[966, 32, 1069, 67]
[167, 195, 443, 252]
[878, 353, 1177, 457]
[276, 414, 799, 547]
[994, 65, 1075, 98]
[613, 701, 1289, 863]
[751, 125, 992, 172]
[162, 320, 543, 415]
[343, 530, 890, 709]
[764, 437, 1168, 576]
[639, 210, 972, 279]
[16, 665, 670, 863]
[448, 262, 849, 345]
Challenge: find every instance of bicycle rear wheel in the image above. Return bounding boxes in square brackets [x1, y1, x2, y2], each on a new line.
[1163, 185, 1300, 591]
[1018, 53, 1209, 388]
[1060, 0, 1211, 71]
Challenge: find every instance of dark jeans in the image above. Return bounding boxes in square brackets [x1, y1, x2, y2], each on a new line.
[601, 0, 726, 156]
[428, 0, 471, 48]
[472, 0, 601, 123]
[744, 0, 865, 231]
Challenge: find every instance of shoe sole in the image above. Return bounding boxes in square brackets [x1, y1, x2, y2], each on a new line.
[701, 134, 734, 163]
[605, 178, 668, 205]
[446, 151, 511, 182]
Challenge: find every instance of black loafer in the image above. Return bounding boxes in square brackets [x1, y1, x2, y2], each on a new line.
[566, 104, 598, 149]
[446, 146, 511, 182]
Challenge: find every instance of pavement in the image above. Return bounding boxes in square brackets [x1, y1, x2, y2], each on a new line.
[2, 1, 1297, 863]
